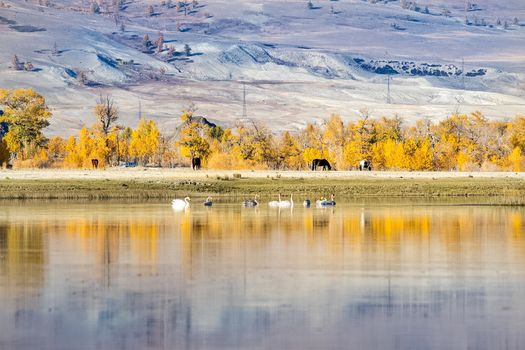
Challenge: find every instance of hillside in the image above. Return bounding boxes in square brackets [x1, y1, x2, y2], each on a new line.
[0, 0, 524, 135]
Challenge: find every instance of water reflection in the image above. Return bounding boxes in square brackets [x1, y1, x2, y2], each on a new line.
[0, 200, 524, 349]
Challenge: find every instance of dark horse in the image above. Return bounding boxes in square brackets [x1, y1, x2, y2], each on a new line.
[91, 159, 99, 169]
[191, 157, 201, 170]
[311, 158, 332, 171]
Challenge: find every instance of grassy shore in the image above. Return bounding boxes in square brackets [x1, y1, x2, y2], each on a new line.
[0, 169, 524, 203]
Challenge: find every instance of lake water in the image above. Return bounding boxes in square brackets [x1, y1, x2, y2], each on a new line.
[0, 199, 524, 350]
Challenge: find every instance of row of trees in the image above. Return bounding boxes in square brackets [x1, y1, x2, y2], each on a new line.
[1, 88, 524, 171]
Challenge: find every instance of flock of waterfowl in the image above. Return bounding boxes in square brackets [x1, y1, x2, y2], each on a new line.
[172, 194, 336, 210]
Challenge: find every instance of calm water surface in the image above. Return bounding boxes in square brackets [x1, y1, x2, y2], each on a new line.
[0, 199, 524, 350]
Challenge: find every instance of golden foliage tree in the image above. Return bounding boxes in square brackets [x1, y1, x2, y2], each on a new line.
[0, 88, 51, 159]
[177, 122, 211, 163]
[129, 118, 160, 165]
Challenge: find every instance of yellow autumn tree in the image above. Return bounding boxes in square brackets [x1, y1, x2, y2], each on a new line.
[0, 88, 52, 159]
[47, 136, 66, 166]
[177, 122, 211, 164]
[410, 138, 433, 170]
[278, 131, 303, 169]
[343, 116, 374, 169]
[77, 126, 93, 168]
[322, 114, 345, 168]
[63, 135, 81, 168]
[508, 147, 522, 172]
[129, 118, 160, 165]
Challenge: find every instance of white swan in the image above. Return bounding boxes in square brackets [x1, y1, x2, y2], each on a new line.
[269, 194, 294, 208]
[280, 194, 294, 208]
[172, 197, 190, 211]
[203, 196, 213, 207]
[268, 193, 282, 207]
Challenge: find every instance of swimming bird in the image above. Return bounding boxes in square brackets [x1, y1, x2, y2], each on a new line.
[316, 194, 336, 207]
[172, 197, 190, 211]
[315, 197, 327, 207]
[204, 196, 213, 207]
[268, 193, 282, 207]
[303, 199, 311, 207]
[243, 194, 259, 207]
[281, 194, 294, 208]
[269, 194, 294, 208]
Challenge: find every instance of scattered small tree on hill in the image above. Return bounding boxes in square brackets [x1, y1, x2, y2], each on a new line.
[155, 32, 164, 53]
[90, 1, 100, 14]
[167, 45, 176, 57]
[146, 5, 154, 16]
[11, 55, 22, 70]
[143, 34, 152, 49]
[307, 0, 314, 10]
[184, 43, 191, 56]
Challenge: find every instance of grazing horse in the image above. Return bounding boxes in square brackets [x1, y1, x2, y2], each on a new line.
[191, 157, 201, 170]
[91, 159, 99, 169]
[359, 160, 372, 171]
[311, 158, 332, 171]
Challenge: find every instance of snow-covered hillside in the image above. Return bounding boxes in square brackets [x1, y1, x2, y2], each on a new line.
[0, 0, 524, 135]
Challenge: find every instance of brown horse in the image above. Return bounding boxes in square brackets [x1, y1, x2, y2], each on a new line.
[91, 159, 99, 169]
[192, 157, 201, 170]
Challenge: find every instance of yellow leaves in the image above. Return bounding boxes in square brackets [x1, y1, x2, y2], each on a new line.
[63, 135, 81, 168]
[177, 122, 211, 162]
[279, 131, 303, 169]
[456, 151, 470, 171]
[508, 147, 522, 172]
[509, 116, 525, 152]
[179, 112, 192, 122]
[0, 88, 51, 159]
[371, 139, 405, 170]
[343, 141, 366, 169]
[129, 118, 160, 165]
[303, 147, 323, 164]
[411, 138, 433, 171]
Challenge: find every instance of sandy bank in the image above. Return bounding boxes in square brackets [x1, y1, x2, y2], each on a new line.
[1, 168, 524, 181]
